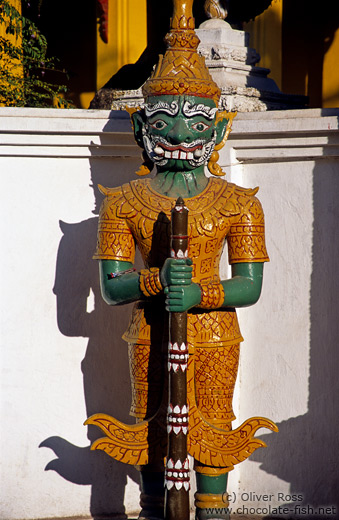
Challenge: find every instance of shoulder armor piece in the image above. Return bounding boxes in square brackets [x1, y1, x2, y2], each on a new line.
[98, 184, 110, 196]
[98, 184, 125, 197]
[233, 185, 259, 197]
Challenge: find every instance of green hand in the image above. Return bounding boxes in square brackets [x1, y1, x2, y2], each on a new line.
[160, 258, 193, 287]
[161, 257, 201, 312]
[164, 283, 202, 312]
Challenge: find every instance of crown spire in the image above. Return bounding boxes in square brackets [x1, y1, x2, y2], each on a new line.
[142, 0, 221, 104]
[171, 0, 194, 30]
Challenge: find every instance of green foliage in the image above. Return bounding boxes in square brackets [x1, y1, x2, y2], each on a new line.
[0, 0, 73, 107]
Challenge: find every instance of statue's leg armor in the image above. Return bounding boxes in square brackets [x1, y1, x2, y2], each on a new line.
[194, 464, 230, 520]
[129, 340, 167, 520]
[193, 343, 239, 520]
[139, 467, 165, 520]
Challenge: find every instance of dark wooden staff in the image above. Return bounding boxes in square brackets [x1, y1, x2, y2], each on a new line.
[165, 197, 190, 520]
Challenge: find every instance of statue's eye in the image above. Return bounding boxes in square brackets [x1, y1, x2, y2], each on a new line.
[192, 121, 210, 132]
[150, 119, 168, 130]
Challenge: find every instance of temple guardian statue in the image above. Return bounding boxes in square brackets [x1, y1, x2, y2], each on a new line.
[86, 1, 277, 518]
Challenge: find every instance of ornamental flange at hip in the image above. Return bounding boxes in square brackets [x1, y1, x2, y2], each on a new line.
[85, 354, 278, 468]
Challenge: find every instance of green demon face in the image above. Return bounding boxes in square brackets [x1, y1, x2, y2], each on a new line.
[133, 95, 227, 172]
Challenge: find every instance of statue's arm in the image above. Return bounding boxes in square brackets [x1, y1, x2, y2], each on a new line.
[163, 259, 264, 312]
[221, 261, 263, 307]
[99, 259, 142, 305]
[100, 258, 264, 310]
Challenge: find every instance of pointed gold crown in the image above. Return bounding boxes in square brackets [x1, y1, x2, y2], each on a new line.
[142, 0, 221, 105]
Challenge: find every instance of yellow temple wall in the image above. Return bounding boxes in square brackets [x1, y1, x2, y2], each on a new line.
[0, 0, 21, 42]
[96, 0, 147, 92]
[323, 27, 339, 108]
[79, 0, 147, 109]
[0, 0, 23, 107]
[244, 0, 339, 108]
[243, 0, 283, 90]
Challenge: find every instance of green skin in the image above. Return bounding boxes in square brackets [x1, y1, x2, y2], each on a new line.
[99, 95, 264, 510]
[99, 95, 264, 311]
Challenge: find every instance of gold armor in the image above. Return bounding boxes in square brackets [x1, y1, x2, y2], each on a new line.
[94, 177, 269, 429]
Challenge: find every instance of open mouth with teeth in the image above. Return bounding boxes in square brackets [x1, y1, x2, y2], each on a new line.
[153, 143, 203, 161]
[142, 128, 216, 168]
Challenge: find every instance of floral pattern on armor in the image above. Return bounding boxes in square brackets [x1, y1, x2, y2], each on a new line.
[94, 178, 268, 264]
[93, 186, 135, 262]
[194, 343, 240, 429]
[128, 342, 165, 418]
[187, 310, 243, 348]
[227, 195, 269, 263]
[197, 282, 225, 309]
[94, 177, 268, 420]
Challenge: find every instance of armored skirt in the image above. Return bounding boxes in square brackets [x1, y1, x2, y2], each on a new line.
[94, 177, 269, 433]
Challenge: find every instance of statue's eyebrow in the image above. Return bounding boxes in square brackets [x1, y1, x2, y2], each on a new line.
[182, 101, 218, 120]
[145, 101, 179, 117]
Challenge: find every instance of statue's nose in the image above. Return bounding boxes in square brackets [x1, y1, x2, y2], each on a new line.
[167, 119, 191, 145]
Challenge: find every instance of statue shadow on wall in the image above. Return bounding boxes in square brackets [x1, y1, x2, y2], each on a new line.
[250, 146, 339, 517]
[40, 140, 143, 519]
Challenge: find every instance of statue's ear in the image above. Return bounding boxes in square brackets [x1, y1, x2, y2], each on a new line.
[124, 106, 146, 148]
[131, 110, 146, 149]
[215, 114, 228, 146]
[214, 111, 237, 149]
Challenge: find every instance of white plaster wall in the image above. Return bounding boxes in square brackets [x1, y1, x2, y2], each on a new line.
[227, 159, 313, 512]
[1, 107, 338, 519]
[0, 109, 141, 520]
[1, 156, 93, 519]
